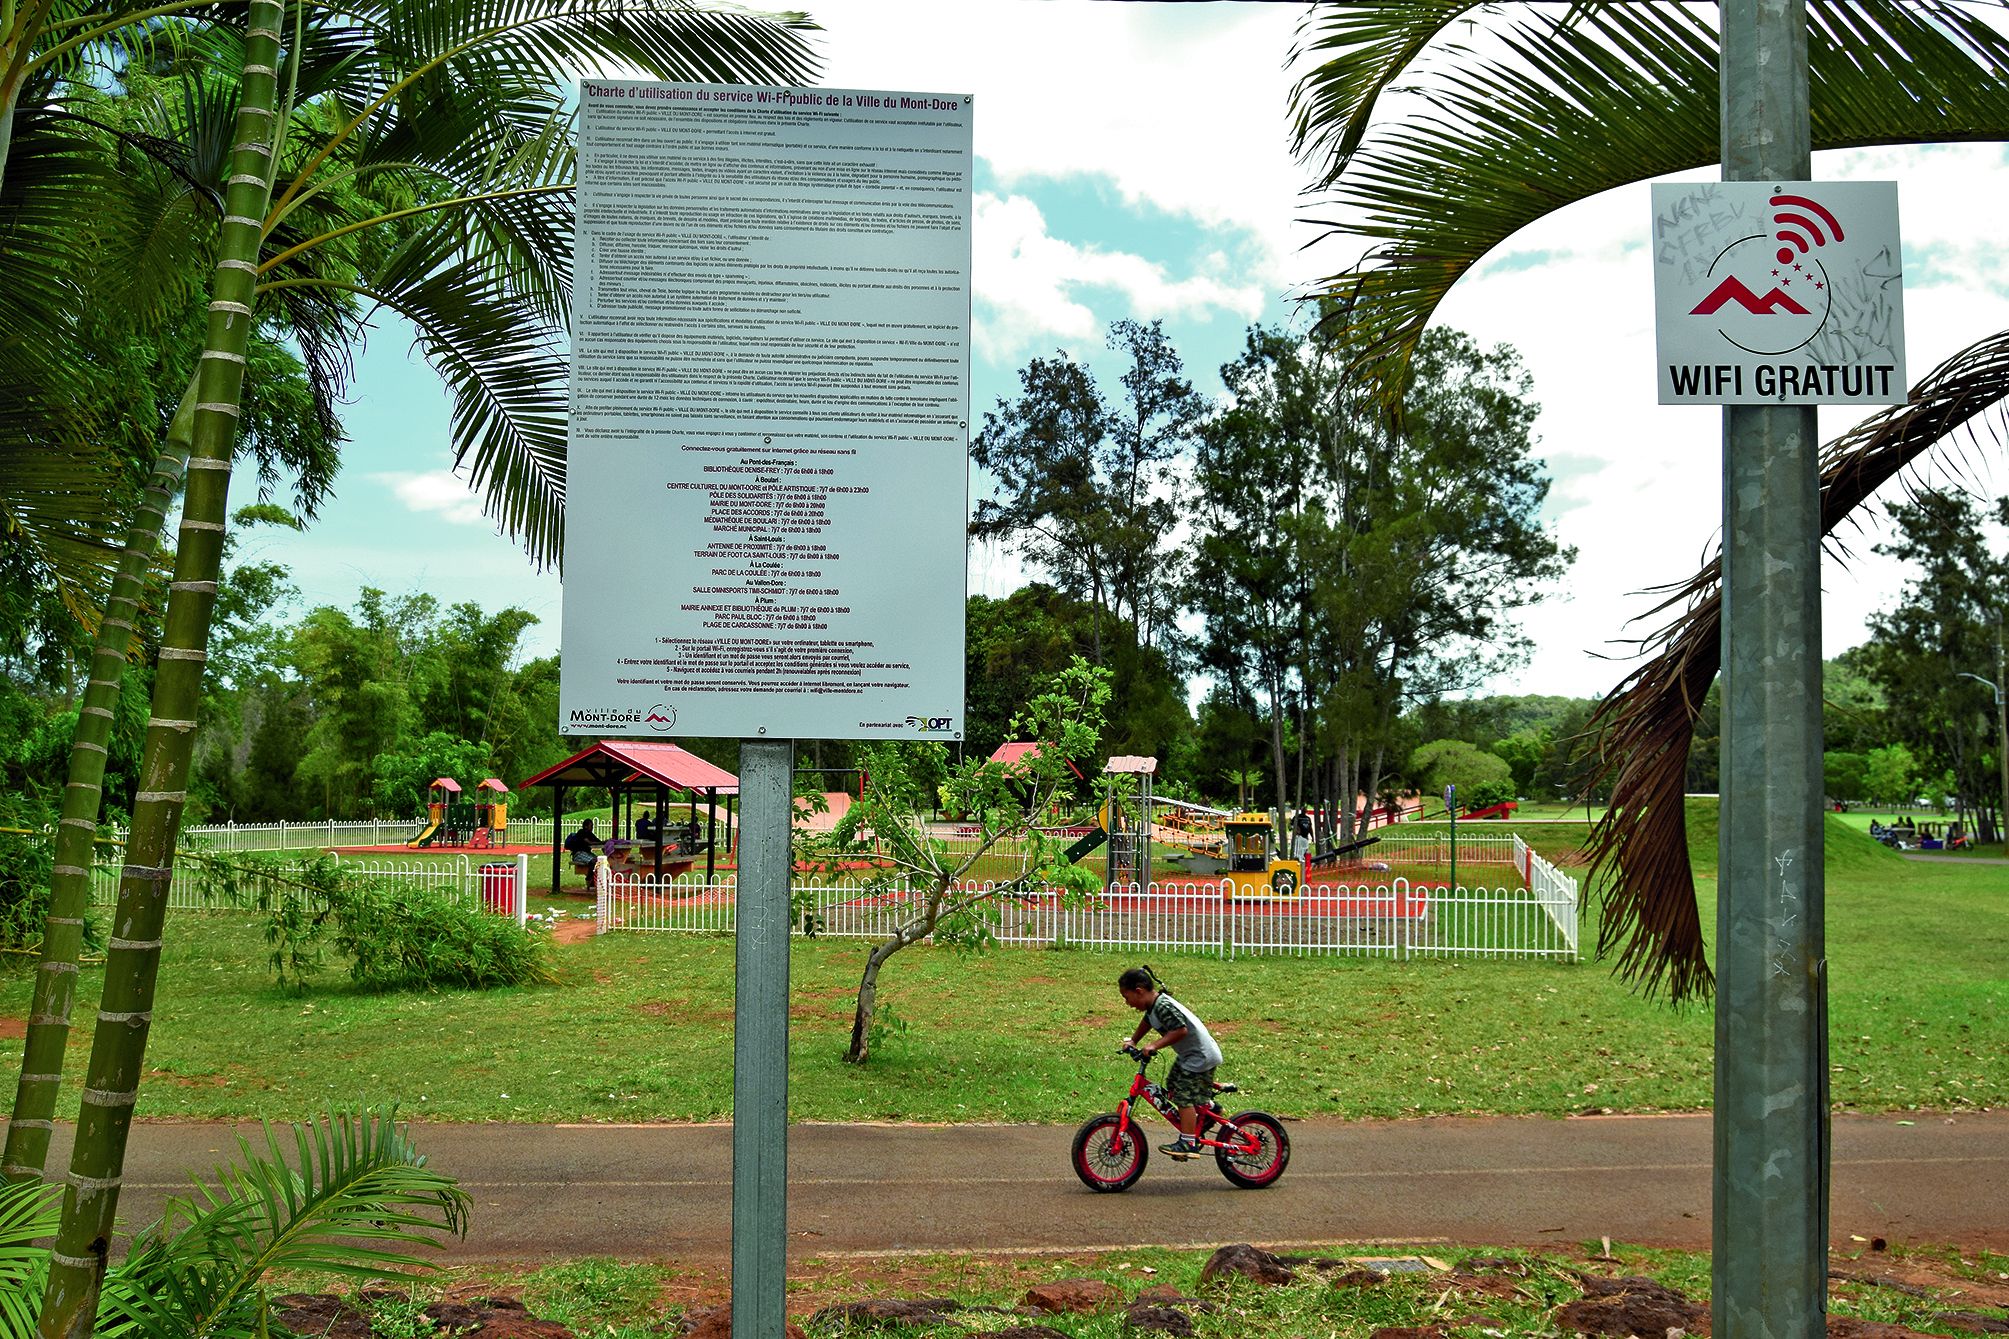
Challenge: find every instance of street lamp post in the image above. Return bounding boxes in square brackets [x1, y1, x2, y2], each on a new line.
[1956, 625, 2008, 855]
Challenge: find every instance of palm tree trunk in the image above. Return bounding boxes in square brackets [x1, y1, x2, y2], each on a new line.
[37, 4, 281, 1330]
[0, 0, 64, 193]
[0, 86, 16, 194]
[1, 383, 196, 1185]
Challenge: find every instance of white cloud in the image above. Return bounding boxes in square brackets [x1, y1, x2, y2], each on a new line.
[810, 0, 1312, 284]
[370, 470, 491, 528]
[973, 192, 1268, 363]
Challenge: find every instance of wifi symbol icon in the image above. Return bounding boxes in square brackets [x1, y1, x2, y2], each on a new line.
[1772, 192, 1845, 265]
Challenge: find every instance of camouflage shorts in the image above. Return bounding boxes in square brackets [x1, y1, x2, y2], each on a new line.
[1165, 1063, 1217, 1108]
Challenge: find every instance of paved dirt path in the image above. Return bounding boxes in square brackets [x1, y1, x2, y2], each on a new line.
[50, 1111, 2007, 1262]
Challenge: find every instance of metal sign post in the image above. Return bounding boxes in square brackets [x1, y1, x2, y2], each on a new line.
[732, 737, 792, 1339]
[1444, 784, 1456, 893]
[1716, 2, 1829, 1334]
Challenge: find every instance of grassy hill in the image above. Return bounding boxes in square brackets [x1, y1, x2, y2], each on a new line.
[1680, 796, 1905, 878]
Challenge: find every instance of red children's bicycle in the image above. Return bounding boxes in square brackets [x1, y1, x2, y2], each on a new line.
[1069, 1044, 1291, 1192]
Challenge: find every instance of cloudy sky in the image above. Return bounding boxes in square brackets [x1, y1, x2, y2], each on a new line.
[241, 1, 2009, 699]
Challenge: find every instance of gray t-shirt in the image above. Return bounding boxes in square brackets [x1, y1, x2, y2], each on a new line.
[1144, 992, 1222, 1073]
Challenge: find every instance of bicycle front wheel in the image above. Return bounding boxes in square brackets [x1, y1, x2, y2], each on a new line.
[1071, 1112, 1148, 1192]
[1215, 1110, 1290, 1189]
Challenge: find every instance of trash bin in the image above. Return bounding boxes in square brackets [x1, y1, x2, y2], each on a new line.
[479, 862, 515, 916]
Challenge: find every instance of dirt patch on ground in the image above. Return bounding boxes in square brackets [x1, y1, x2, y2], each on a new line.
[550, 919, 598, 945]
[635, 1002, 733, 1026]
[145, 1067, 232, 1089]
[0, 1017, 26, 1041]
[1833, 1255, 2009, 1311]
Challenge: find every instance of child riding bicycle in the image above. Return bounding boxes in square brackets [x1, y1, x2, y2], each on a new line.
[1117, 966, 1222, 1160]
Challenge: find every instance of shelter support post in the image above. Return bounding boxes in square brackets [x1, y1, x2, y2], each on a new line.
[551, 785, 564, 899]
[733, 739, 792, 1338]
[1717, 3, 1829, 1334]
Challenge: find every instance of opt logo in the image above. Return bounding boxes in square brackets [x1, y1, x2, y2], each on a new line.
[646, 704, 677, 732]
[904, 714, 954, 733]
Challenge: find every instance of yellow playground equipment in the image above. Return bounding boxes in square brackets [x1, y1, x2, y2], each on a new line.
[405, 777, 462, 848]
[1221, 812, 1303, 901]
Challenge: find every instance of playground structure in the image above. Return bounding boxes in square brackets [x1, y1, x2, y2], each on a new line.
[1220, 812, 1308, 900]
[1039, 756, 1388, 902]
[405, 777, 510, 849]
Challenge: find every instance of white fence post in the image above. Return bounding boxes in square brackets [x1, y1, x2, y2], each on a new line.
[516, 853, 528, 927]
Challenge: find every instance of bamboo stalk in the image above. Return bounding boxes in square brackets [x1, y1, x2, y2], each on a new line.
[1, 382, 195, 1185]
[35, 2, 282, 1329]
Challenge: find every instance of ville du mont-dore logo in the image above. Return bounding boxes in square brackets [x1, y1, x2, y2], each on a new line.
[647, 704, 676, 732]
[1689, 191, 1841, 356]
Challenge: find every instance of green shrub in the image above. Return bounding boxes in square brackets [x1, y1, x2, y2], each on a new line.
[0, 804, 56, 951]
[195, 852, 552, 992]
[328, 878, 552, 991]
[0, 795, 101, 954]
[1462, 778, 1516, 810]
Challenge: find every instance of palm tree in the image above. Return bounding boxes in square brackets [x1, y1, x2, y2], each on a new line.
[1286, 0, 2009, 996]
[1, 66, 350, 1185]
[18, 6, 817, 1331]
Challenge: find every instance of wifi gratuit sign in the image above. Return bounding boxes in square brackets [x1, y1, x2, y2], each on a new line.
[1651, 181, 1905, 406]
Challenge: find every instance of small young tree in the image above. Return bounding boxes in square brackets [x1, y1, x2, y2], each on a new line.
[826, 661, 1111, 1064]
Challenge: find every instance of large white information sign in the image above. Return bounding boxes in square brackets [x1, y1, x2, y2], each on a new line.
[1652, 181, 1904, 405]
[564, 82, 971, 740]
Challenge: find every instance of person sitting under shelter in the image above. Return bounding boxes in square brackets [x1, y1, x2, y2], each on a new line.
[564, 819, 599, 886]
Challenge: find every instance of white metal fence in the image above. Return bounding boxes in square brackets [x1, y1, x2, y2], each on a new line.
[916, 822, 1522, 869]
[597, 843, 1579, 962]
[1515, 834, 1582, 957]
[107, 818, 559, 854]
[91, 851, 528, 923]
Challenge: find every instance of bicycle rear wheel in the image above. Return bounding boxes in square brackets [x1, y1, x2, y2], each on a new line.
[1214, 1110, 1289, 1189]
[1071, 1113, 1148, 1192]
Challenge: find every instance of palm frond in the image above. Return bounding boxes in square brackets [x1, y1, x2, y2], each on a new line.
[329, 254, 570, 570]
[1288, 0, 1485, 181]
[99, 1108, 468, 1339]
[1583, 328, 2009, 998]
[1293, 0, 2009, 402]
[346, 0, 821, 93]
[0, 101, 132, 619]
[0, 1180, 61, 1337]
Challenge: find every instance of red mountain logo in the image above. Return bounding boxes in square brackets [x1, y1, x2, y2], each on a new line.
[1691, 276, 1811, 316]
[646, 704, 676, 732]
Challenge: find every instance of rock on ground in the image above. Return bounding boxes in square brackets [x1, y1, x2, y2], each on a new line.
[1198, 1243, 1296, 1288]
[1023, 1278, 1121, 1313]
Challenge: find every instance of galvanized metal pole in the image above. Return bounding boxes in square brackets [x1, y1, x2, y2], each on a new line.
[1997, 618, 2007, 856]
[1716, 3, 1829, 1335]
[733, 738, 793, 1339]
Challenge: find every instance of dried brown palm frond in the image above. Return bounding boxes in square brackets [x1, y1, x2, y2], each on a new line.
[1583, 329, 2009, 1000]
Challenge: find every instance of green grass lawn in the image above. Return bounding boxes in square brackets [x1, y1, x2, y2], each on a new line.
[8, 806, 2003, 1124]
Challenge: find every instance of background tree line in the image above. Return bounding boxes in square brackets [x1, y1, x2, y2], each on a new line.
[5, 331, 1999, 840]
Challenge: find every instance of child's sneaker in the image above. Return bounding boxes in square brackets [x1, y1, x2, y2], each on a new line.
[1159, 1137, 1201, 1159]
